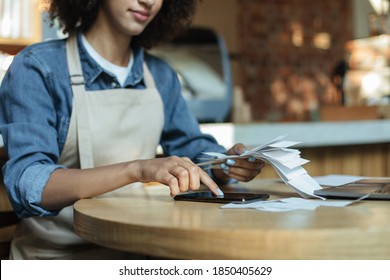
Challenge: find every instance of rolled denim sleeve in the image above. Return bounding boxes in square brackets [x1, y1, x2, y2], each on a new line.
[0, 46, 67, 218]
[8, 163, 64, 217]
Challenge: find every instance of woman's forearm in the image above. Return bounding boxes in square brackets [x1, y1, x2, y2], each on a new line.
[41, 161, 136, 210]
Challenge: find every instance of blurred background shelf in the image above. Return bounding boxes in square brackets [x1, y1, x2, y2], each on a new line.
[319, 105, 390, 121]
[0, 0, 42, 55]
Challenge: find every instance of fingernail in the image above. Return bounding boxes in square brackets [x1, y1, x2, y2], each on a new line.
[216, 188, 224, 197]
[248, 156, 256, 162]
[226, 159, 236, 166]
[220, 164, 230, 171]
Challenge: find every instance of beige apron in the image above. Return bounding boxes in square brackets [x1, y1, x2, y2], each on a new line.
[10, 35, 164, 259]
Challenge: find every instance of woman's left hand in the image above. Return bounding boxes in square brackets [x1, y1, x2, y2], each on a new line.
[212, 143, 265, 182]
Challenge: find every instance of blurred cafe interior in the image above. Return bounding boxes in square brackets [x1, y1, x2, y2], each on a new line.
[1, 0, 390, 179]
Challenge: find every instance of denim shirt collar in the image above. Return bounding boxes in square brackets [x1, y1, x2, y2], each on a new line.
[76, 32, 145, 88]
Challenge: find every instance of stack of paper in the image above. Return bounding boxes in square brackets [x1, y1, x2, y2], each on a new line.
[199, 135, 323, 199]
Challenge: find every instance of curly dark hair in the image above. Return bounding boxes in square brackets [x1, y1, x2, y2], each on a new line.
[44, 0, 200, 49]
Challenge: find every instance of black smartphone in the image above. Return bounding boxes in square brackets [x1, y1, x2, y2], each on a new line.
[174, 192, 270, 204]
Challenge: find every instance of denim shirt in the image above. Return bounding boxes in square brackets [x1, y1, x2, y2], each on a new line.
[0, 33, 226, 218]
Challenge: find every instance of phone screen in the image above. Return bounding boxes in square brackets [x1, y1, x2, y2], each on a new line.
[174, 192, 270, 204]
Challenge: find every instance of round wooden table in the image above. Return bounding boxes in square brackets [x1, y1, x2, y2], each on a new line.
[73, 179, 390, 259]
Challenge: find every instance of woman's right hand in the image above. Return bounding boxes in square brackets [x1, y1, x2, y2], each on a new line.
[130, 156, 222, 197]
[42, 156, 223, 211]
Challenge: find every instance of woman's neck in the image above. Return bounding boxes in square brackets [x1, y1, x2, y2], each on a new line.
[84, 12, 132, 67]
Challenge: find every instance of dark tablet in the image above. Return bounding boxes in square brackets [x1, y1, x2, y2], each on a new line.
[174, 192, 270, 204]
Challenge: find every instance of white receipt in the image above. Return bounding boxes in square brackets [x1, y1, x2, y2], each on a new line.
[199, 135, 322, 199]
[313, 174, 365, 187]
[221, 197, 360, 212]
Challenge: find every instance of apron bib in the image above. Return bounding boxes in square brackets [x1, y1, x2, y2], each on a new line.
[10, 34, 164, 259]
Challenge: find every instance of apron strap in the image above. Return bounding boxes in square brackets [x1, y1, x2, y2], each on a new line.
[66, 34, 95, 169]
[142, 64, 157, 89]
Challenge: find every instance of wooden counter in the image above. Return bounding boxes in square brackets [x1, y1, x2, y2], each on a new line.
[201, 120, 390, 177]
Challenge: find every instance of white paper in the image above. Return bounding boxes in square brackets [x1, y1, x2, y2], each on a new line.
[286, 174, 324, 199]
[314, 174, 366, 187]
[221, 197, 359, 212]
[200, 135, 323, 199]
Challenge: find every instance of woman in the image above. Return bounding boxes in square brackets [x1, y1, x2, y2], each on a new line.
[0, 0, 264, 259]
